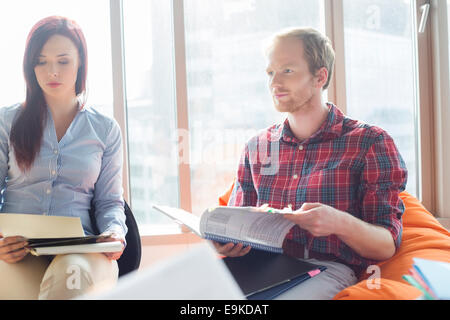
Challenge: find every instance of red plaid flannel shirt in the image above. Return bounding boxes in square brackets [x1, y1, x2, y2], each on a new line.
[228, 103, 408, 270]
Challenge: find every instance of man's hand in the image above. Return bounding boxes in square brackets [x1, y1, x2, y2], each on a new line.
[0, 234, 29, 264]
[283, 202, 342, 237]
[283, 202, 396, 260]
[97, 231, 125, 261]
[211, 241, 251, 258]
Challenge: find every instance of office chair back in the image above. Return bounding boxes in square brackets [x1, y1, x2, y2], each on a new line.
[89, 201, 142, 277]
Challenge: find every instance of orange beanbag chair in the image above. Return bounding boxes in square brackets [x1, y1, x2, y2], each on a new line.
[218, 183, 450, 300]
[334, 191, 450, 300]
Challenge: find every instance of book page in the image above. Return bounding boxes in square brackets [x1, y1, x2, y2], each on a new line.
[200, 207, 295, 249]
[152, 205, 201, 235]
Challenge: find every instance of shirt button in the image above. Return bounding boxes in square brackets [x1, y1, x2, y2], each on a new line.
[51, 170, 56, 176]
[299, 145, 304, 151]
[46, 189, 51, 194]
[54, 149, 58, 155]
[293, 174, 298, 179]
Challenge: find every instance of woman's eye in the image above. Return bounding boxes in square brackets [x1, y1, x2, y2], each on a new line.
[59, 60, 69, 65]
[36, 61, 46, 66]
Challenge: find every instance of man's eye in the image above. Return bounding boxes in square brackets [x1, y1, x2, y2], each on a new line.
[284, 69, 293, 73]
[267, 71, 274, 76]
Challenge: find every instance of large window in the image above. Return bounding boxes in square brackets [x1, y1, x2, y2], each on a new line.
[343, 0, 418, 196]
[0, 0, 114, 117]
[123, 0, 325, 232]
[123, 0, 180, 233]
[121, 0, 425, 234]
[4, 0, 448, 236]
[184, 0, 325, 215]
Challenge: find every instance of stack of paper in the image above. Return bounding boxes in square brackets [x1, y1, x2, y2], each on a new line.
[402, 258, 450, 300]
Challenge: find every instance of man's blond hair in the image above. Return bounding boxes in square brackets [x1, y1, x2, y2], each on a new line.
[267, 27, 335, 90]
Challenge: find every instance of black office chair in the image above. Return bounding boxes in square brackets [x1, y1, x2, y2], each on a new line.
[89, 201, 142, 277]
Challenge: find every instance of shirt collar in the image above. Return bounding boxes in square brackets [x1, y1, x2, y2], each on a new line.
[274, 103, 345, 145]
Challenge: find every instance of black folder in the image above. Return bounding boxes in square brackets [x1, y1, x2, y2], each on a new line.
[26, 235, 103, 248]
[223, 250, 326, 300]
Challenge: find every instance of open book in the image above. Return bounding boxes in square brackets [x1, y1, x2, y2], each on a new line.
[153, 205, 296, 254]
[0, 213, 123, 256]
[153, 205, 327, 299]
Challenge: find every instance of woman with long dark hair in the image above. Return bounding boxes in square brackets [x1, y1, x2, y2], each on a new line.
[0, 16, 127, 299]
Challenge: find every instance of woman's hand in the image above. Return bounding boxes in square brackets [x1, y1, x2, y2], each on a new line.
[211, 241, 251, 258]
[0, 234, 29, 264]
[96, 231, 125, 261]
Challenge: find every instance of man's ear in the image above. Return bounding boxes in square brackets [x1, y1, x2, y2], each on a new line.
[314, 67, 328, 89]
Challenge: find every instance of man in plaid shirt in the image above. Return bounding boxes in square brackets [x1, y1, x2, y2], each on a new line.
[213, 27, 408, 299]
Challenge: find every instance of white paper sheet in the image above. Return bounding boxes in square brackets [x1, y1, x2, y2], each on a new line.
[153, 205, 201, 235]
[81, 242, 244, 300]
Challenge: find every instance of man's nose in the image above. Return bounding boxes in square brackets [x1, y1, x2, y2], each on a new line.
[269, 73, 282, 89]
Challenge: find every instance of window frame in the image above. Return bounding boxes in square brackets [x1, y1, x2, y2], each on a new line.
[415, 0, 435, 213]
[428, 0, 450, 217]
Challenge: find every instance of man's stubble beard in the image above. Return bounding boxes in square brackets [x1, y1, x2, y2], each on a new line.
[273, 92, 314, 114]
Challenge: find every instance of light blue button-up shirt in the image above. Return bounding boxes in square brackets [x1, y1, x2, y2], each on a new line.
[0, 103, 127, 238]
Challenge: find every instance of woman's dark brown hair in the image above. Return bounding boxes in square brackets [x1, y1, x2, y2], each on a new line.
[10, 16, 88, 171]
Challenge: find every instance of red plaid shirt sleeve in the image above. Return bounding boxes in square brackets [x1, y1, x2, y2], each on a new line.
[358, 129, 406, 249]
[228, 144, 258, 207]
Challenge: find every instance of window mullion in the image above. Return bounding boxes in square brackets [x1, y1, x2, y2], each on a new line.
[412, 0, 434, 210]
[324, 0, 347, 114]
[172, 0, 193, 213]
[110, 0, 131, 204]
[429, 0, 450, 216]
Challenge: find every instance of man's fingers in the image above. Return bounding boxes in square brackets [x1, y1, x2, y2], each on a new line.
[213, 241, 250, 257]
[227, 243, 244, 256]
[254, 204, 269, 212]
[284, 210, 313, 220]
[225, 243, 251, 257]
[300, 202, 321, 211]
[241, 245, 252, 256]
[220, 242, 234, 252]
[284, 209, 318, 227]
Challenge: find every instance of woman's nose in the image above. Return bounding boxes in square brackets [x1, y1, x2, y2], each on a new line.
[48, 64, 58, 77]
